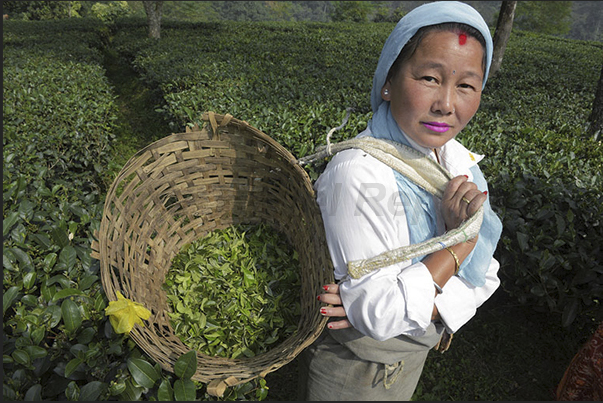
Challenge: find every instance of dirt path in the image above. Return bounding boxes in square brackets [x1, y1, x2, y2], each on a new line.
[101, 44, 172, 166]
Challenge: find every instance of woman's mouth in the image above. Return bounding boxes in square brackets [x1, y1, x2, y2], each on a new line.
[422, 122, 451, 133]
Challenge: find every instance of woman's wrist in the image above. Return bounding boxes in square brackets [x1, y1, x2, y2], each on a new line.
[427, 235, 479, 291]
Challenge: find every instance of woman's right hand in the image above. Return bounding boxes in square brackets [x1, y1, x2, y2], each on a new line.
[441, 174, 487, 232]
[317, 284, 351, 330]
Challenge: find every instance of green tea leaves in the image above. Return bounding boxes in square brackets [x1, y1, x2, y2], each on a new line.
[163, 223, 301, 358]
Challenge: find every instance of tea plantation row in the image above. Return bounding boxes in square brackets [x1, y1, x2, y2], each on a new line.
[3, 18, 246, 401]
[3, 16, 603, 401]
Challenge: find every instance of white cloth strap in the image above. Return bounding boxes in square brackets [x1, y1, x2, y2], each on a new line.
[299, 137, 484, 279]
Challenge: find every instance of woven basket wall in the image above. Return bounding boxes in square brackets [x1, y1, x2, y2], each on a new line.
[91, 112, 333, 392]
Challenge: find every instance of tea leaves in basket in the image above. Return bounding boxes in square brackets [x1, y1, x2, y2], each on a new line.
[163, 223, 302, 359]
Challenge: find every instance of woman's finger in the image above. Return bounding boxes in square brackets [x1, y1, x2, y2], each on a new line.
[442, 175, 468, 203]
[317, 283, 342, 305]
[317, 292, 341, 306]
[327, 319, 352, 330]
[464, 190, 487, 216]
[320, 306, 346, 318]
[322, 283, 340, 294]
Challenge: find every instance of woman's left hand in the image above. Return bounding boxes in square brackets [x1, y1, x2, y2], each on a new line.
[441, 175, 487, 231]
[318, 284, 351, 330]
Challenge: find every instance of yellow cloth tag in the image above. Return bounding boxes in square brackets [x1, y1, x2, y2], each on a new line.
[105, 291, 151, 334]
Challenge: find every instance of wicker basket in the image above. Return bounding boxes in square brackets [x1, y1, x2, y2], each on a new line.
[91, 112, 333, 395]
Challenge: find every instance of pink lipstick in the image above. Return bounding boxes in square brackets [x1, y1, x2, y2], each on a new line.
[422, 122, 451, 133]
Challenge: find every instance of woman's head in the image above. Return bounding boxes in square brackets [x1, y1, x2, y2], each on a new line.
[381, 27, 485, 149]
[370, 1, 493, 112]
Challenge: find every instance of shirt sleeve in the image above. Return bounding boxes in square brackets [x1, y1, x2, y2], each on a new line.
[435, 256, 500, 333]
[315, 150, 436, 341]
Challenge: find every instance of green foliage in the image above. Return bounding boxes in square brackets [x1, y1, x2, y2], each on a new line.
[160, 1, 220, 22]
[372, 3, 405, 23]
[163, 224, 301, 359]
[90, 1, 133, 23]
[515, 1, 573, 36]
[330, 1, 372, 22]
[110, 18, 384, 159]
[3, 17, 128, 402]
[2, 1, 82, 20]
[461, 31, 603, 328]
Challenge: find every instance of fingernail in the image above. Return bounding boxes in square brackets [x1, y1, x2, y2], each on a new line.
[320, 308, 327, 315]
[463, 175, 469, 178]
[483, 191, 488, 196]
[317, 295, 321, 301]
[322, 285, 329, 292]
[327, 323, 333, 329]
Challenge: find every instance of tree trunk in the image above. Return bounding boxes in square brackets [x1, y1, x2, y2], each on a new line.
[143, 1, 163, 40]
[589, 64, 603, 140]
[489, 1, 517, 78]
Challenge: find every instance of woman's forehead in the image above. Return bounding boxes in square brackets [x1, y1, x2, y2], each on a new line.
[409, 31, 485, 74]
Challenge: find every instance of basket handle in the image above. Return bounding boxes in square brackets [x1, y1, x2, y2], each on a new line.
[204, 111, 234, 140]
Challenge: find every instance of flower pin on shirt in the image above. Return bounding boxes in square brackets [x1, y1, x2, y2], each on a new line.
[105, 291, 151, 334]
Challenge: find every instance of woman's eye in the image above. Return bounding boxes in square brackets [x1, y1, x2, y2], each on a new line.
[459, 83, 476, 90]
[422, 76, 437, 83]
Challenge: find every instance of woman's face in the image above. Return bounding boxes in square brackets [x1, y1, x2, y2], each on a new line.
[381, 30, 484, 149]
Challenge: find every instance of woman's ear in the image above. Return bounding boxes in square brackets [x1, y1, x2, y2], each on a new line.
[381, 82, 391, 101]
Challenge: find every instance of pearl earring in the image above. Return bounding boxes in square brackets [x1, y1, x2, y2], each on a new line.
[383, 89, 389, 95]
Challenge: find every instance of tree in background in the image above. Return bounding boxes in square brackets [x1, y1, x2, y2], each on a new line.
[489, 1, 517, 78]
[2, 1, 82, 20]
[514, 1, 572, 36]
[330, 1, 371, 23]
[372, 1, 406, 23]
[143, 1, 163, 39]
[212, 1, 271, 22]
[90, 1, 133, 23]
[265, 1, 296, 21]
[569, 1, 603, 42]
[589, 64, 603, 141]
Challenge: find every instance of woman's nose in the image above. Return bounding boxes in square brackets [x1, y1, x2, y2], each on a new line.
[432, 86, 455, 115]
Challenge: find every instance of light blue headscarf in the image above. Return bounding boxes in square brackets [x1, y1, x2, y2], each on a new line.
[370, 0, 493, 113]
[361, 1, 502, 287]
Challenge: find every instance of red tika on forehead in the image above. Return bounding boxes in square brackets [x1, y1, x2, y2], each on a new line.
[459, 33, 467, 45]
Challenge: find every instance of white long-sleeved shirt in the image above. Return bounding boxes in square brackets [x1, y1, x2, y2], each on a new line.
[314, 135, 500, 341]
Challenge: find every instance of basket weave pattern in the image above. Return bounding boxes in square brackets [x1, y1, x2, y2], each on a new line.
[91, 112, 333, 388]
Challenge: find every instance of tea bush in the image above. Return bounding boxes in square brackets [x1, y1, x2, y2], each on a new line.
[3, 18, 124, 402]
[3, 18, 233, 402]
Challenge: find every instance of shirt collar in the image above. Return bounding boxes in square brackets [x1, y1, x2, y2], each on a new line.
[400, 131, 484, 178]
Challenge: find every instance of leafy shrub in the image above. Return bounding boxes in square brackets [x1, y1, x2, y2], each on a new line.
[2, 1, 83, 21]
[2, 18, 107, 65]
[91, 1, 133, 23]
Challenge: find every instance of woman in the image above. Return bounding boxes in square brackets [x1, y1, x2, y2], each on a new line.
[298, 2, 503, 400]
